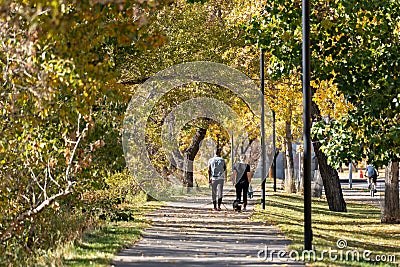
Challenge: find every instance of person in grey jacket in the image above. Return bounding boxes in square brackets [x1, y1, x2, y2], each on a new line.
[208, 151, 226, 211]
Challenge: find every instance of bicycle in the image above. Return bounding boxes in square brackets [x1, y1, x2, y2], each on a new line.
[365, 165, 379, 197]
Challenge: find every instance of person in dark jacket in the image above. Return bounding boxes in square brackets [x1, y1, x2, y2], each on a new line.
[233, 155, 252, 211]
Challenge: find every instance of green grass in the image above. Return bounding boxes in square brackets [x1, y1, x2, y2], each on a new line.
[252, 193, 400, 267]
[60, 197, 162, 267]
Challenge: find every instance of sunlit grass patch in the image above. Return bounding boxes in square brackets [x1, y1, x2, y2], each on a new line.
[252, 193, 400, 267]
[61, 198, 162, 267]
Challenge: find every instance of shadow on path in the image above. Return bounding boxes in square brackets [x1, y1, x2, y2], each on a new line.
[112, 186, 305, 267]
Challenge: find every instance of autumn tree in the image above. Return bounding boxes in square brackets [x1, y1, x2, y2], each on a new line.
[264, 74, 303, 193]
[0, 0, 172, 261]
[242, 0, 349, 211]
[121, 0, 263, 189]
[243, 0, 400, 217]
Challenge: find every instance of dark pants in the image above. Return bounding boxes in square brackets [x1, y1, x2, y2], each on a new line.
[368, 174, 378, 184]
[235, 181, 249, 207]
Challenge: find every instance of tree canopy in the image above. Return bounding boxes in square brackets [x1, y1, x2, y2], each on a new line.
[0, 0, 173, 260]
[243, 0, 400, 168]
[3, 0, 399, 262]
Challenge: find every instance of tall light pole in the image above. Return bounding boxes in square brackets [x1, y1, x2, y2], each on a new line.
[231, 132, 234, 182]
[302, 0, 313, 250]
[273, 110, 276, 192]
[260, 48, 266, 210]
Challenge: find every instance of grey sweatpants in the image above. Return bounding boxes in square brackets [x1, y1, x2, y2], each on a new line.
[211, 179, 224, 201]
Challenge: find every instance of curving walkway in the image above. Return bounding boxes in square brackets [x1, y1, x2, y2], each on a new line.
[112, 186, 304, 267]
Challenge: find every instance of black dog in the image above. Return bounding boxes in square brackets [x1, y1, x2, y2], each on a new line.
[233, 199, 242, 212]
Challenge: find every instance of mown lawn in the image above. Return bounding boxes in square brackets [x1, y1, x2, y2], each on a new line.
[61, 200, 162, 267]
[252, 193, 400, 267]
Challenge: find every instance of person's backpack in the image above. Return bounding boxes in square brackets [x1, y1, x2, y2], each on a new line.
[366, 165, 378, 178]
[372, 168, 378, 178]
[211, 157, 225, 177]
[234, 163, 248, 184]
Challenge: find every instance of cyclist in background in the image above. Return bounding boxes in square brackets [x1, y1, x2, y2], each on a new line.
[365, 164, 379, 193]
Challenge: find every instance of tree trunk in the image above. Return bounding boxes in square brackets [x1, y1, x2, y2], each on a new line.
[284, 120, 296, 193]
[183, 127, 208, 188]
[311, 86, 347, 212]
[312, 170, 323, 198]
[382, 162, 400, 223]
[312, 140, 347, 212]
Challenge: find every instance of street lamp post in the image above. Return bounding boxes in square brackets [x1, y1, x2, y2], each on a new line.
[349, 162, 353, 189]
[231, 132, 234, 183]
[273, 110, 276, 192]
[260, 48, 266, 210]
[302, 0, 313, 250]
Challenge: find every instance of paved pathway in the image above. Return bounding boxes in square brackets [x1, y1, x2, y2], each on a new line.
[112, 175, 393, 266]
[113, 186, 305, 267]
[336, 168, 399, 208]
[340, 178, 385, 208]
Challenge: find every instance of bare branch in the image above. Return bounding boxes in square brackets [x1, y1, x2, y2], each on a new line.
[21, 194, 30, 204]
[0, 184, 73, 242]
[65, 126, 87, 181]
[32, 188, 36, 205]
[47, 159, 60, 188]
[0, 111, 89, 241]
[29, 167, 45, 194]
[76, 113, 81, 136]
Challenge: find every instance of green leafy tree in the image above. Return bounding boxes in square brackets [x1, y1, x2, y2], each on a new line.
[243, 0, 348, 211]
[309, 0, 400, 222]
[311, 1, 400, 167]
[243, 0, 400, 217]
